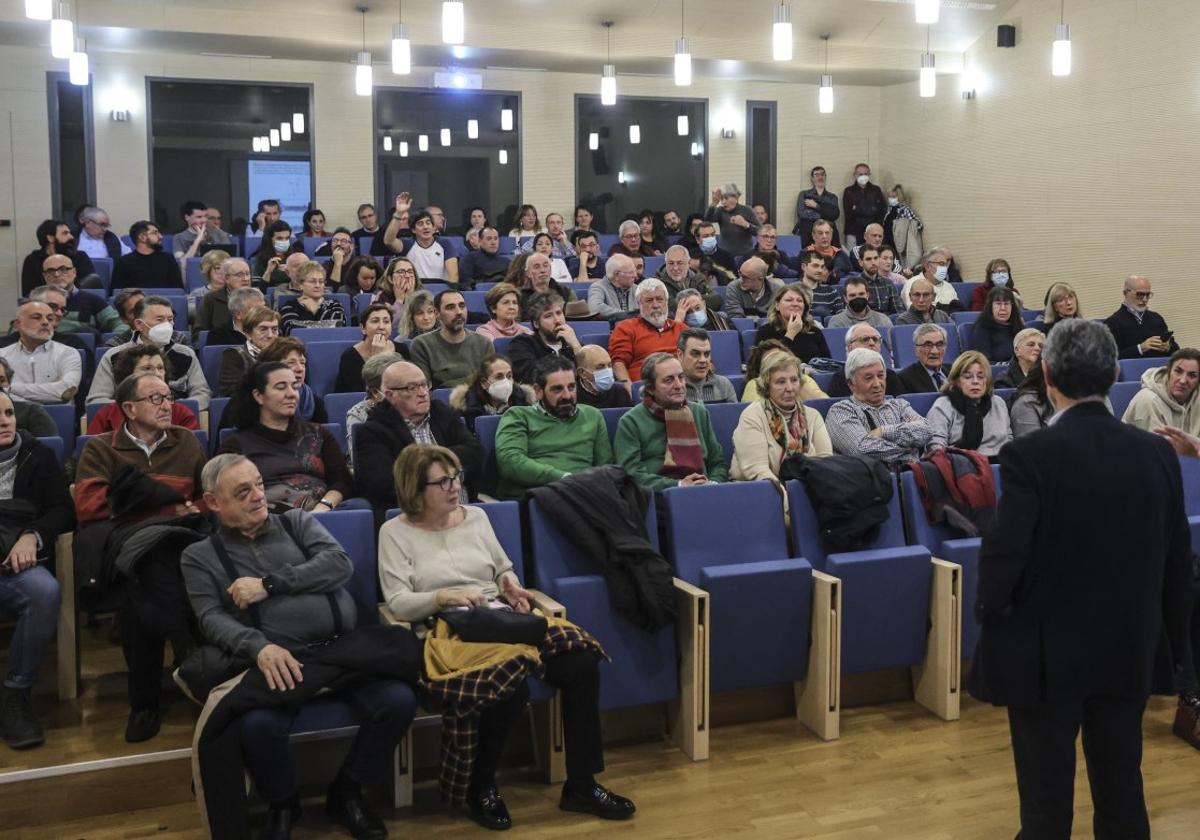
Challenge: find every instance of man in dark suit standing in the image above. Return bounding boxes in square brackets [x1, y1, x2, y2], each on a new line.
[897, 323, 953, 394]
[970, 318, 1194, 839]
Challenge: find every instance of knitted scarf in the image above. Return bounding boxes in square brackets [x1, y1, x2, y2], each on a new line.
[947, 389, 992, 451]
[642, 394, 704, 479]
[763, 399, 808, 466]
[482, 318, 529, 338]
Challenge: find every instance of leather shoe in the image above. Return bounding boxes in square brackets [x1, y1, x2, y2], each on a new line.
[467, 786, 513, 831]
[559, 781, 636, 820]
[1174, 702, 1200, 750]
[124, 708, 161, 743]
[258, 801, 301, 840]
[325, 785, 388, 839]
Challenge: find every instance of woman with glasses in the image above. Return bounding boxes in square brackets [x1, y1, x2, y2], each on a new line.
[374, 257, 423, 320]
[277, 262, 346, 336]
[970, 286, 1025, 363]
[217, 361, 353, 513]
[927, 350, 1012, 457]
[88, 344, 199, 433]
[750, 225, 797, 279]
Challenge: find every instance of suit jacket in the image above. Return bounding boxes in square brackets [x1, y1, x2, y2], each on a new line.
[897, 362, 951, 394]
[968, 402, 1194, 707]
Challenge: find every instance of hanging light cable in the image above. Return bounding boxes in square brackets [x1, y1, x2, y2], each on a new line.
[674, 0, 691, 86]
[1052, 0, 1072, 76]
[391, 0, 411, 75]
[919, 26, 936, 97]
[772, 3, 793, 62]
[818, 34, 834, 114]
[600, 21, 617, 106]
[354, 6, 372, 97]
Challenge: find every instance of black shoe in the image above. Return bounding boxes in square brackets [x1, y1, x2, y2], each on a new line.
[124, 708, 161, 743]
[325, 784, 388, 840]
[467, 786, 513, 831]
[258, 801, 301, 840]
[1, 686, 45, 750]
[559, 782, 636, 821]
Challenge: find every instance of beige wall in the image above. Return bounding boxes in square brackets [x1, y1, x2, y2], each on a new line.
[878, 0, 1200, 346]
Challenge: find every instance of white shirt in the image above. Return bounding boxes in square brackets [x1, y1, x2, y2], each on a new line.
[77, 231, 131, 259]
[549, 257, 572, 284]
[901, 275, 959, 309]
[122, 423, 168, 458]
[0, 339, 82, 404]
[407, 240, 451, 282]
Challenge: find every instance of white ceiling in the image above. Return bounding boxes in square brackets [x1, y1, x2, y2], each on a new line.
[0, 0, 1021, 85]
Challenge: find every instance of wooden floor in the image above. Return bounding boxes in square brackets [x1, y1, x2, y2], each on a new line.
[11, 695, 1200, 839]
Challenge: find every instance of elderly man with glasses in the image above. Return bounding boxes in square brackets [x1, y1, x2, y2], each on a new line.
[76, 205, 131, 261]
[826, 347, 932, 466]
[826, 323, 904, 398]
[898, 324, 954, 394]
[38, 254, 124, 335]
[1104, 274, 1179, 359]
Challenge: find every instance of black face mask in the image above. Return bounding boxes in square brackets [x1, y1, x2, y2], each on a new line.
[847, 297, 870, 314]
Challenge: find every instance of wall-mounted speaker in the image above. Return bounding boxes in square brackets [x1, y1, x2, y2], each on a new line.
[997, 24, 1016, 48]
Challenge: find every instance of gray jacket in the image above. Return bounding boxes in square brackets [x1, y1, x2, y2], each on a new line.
[587, 279, 637, 319]
[926, 395, 1013, 457]
[1010, 392, 1053, 438]
[686, 373, 738, 404]
[724, 277, 784, 320]
[87, 337, 212, 409]
[704, 203, 760, 256]
[827, 309, 894, 331]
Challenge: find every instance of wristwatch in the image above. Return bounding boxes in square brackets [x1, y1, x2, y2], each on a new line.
[261, 575, 277, 597]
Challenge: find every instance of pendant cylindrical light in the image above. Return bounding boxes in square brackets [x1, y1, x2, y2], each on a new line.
[269, 128, 280, 147]
[600, 64, 617, 106]
[617, 171, 626, 185]
[498, 149, 508, 165]
[280, 122, 292, 142]
[292, 113, 305, 134]
[252, 137, 263, 153]
[500, 108, 513, 131]
[629, 124, 640, 144]
[467, 119, 479, 139]
[68, 37, 88, 86]
[355, 52, 373, 96]
[442, 0, 464, 45]
[391, 22, 411, 75]
[399, 141, 409, 157]
[919, 52, 936, 98]
[440, 128, 451, 146]
[26, 0, 53, 21]
[819, 75, 834, 114]
[418, 134, 429, 151]
[677, 114, 688, 135]
[588, 132, 599, 150]
[383, 135, 393, 151]
[915, 0, 939, 25]
[674, 37, 692, 87]
[690, 142, 699, 156]
[1052, 23, 1072, 76]
[50, 3, 74, 59]
[772, 4, 793, 62]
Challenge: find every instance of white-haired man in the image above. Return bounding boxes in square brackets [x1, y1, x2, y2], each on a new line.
[826, 347, 931, 465]
[608, 278, 688, 386]
[587, 253, 639, 320]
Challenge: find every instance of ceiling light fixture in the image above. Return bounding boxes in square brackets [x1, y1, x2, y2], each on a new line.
[354, 6, 372, 96]
[500, 108, 513, 131]
[440, 127, 451, 146]
[270, 128, 280, 147]
[677, 113, 688, 135]
[280, 121, 291, 142]
[1052, 0, 1071, 76]
[50, 1, 74, 59]
[674, 0, 691, 86]
[629, 124, 641, 144]
[467, 118, 479, 139]
[915, 0, 939, 25]
[919, 27, 936, 97]
[498, 149, 508, 165]
[399, 141, 409, 156]
[252, 137, 263, 153]
[391, 0, 411, 75]
[818, 33, 833, 113]
[292, 113, 305, 133]
[68, 36, 88, 85]
[26, 1, 52, 21]
[772, 3, 793, 62]
[418, 133, 429, 151]
[600, 21, 617, 106]
[588, 132, 599, 150]
[383, 135, 393, 151]
[442, 0, 464, 45]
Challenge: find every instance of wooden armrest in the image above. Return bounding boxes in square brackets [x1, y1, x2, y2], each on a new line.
[377, 604, 412, 629]
[672, 577, 707, 601]
[528, 589, 565, 619]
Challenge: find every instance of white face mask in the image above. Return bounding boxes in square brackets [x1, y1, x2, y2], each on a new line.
[591, 367, 615, 392]
[856, 174, 870, 187]
[887, 196, 899, 207]
[147, 321, 174, 346]
[272, 238, 291, 254]
[991, 272, 1010, 287]
[487, 378, 514, 403]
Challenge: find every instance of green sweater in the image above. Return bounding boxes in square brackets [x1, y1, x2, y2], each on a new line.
[409, 330, 494, 388]
[614, 401, 729, 491]
[494, 403, 612, 500]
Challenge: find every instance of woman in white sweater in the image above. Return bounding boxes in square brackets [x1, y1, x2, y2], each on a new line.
[926, 350, 1012, 457]
[731, 352, 832, 485]
[377, 445, 635, 831]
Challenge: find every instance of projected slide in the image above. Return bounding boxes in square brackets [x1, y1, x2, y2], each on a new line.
[248, 160, 312, 228]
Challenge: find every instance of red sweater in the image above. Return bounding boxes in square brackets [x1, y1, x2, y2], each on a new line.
[75, 426, 207, 526]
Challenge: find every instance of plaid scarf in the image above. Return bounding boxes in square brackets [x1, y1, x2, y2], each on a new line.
[763, 399, 808, 467]
[891, 202, 924, 229]
[642, 394, 705, 479]
[420, 619, 606, 806]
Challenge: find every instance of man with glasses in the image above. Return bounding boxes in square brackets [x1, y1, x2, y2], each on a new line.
[74, 371, 209, 742]
[1104, 275, 1179, 359]
[901, 247, 960, 312]
[826, 323, 904, 398]
[38, 255, 124, 335]
[0, 301, 81, 405]
[827, 348, 932, 466]
[898, 324, 954, 394]
[77, 205, 131, 261]
[895, 278, 953, 326]
[724, 257, 783, 321]
[111, 221, 184, 291]
[351, 202, 388, 257]
[568, 230, 607, 281]
[196, 259, 255, 340]
[355, 360, 483, 518]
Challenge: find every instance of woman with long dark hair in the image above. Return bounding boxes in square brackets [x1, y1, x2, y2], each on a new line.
[970, 286, 1024, 362]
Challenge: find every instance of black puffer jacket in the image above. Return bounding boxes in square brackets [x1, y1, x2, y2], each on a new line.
[781, 453, 893, 552]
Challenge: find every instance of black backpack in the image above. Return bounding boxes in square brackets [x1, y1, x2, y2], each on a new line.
[781, 453, 893, 552]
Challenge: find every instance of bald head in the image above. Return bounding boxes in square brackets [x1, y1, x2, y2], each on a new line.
[284, 252, 310, 281]
[14, 301, 55, 347]
[738, 256, 769, 292]
[576, 344, 611, 370]
[863, 223, 884, 247]
[381, 360, 430, 423]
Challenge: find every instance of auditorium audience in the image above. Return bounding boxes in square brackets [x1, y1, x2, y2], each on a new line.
[793, 165, 840, 247]
[894, 277, 953, 326]
[76, 205, 130, 261]
[0, 302, 81, 405]
[494, 356, 611, 500]
[607, 219, 656, 259]
[334, 303, 409, 393]
[567, 230, 607, 281]
[995, 328, 1045, 389]
[704, 183, 760, 257]
[75, 372, 208, 742]
[731, 351, 832, 487]
[450, 354, 533, 434]
[195, 257, 252, 337]
[508, 293, 582, 384]
[971, 258, 1020, 311]
[688, 219, 737, 285]
[355, 360, 483, 514]
[0, 391, 72, 751]
[676, 327, 737, 403]
[725, 256, 783, 320]
[352, 202, 387, 256]
[400, 289, 439, 340]
[797, 251, 842, 320]
[741, 341, 827, 403]
[842, 163, 886, 247]
[460, 226, 511, 287]
[475, 282, 532, 340]
[251, 220, 298, 286]
[173, 200, 233, 265]
[826, 348, 932, 465]
[508, 203, 545, 239]
[509, 253, 577, 316]
[217, 362, 350, 512]
[755, 285, 830, 362]
[88, 344, 199, 433]
[656, 245, 715, 310]
[826, 324, 905, 398]
[846, 244, 903, 315]
[217, 306, 280, 398]
[897, 324, 953, 394]
[1040, 282, 1083, 333]
[828, 277, 893, 331]
[530, 233, 574, 283]
[571, 205, 595, 237]
[615, 353, 727, 490]
[926, 351, 1013, 456]
[277, 262, 346, 335]
[521, 212, 576, 261]
[587, 253, 639, 321]
[1104, 275, 1179, 359]
[374, 256, 424, 321]
[21, 219, 96, 296]
[1122, 348, 1200, 435]
[750, 225, 797, 279]
[111, 221, 184, 291]
[609, 278, 686, 385]
[575, 344, 633, 409]
[39, 253, 123, 334]
[877, 244, 907, 285]
[335, 254, 380, 298]
[1009, 363, 1055, 438]
[834, 223, 885, 278]
[677, 287, 732, 332]
[970, 286, 1025, 362]
[0, 359, 56, 437]
[901, 247, 959, 311]
[882, 185, 923, 272]
[409, 290, 494, 388]
[387, 200, 460, 286]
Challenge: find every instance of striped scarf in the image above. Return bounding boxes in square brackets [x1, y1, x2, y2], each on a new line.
[642, 394, 705, 479]
[763, 399, 808, 467]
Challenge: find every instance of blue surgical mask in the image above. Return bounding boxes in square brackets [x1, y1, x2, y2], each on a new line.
[591, 367, 615, 392]
[700, 236, 718, 254]
[685, 309, 708, 327]
[991, 271, 1009, 287]
[933, 264, 949, 282]
[272, 238, 291, 254]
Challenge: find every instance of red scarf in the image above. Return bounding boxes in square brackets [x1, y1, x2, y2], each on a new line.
[642, 394, 705, 479]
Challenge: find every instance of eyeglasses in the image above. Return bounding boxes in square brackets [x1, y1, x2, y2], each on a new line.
[851, 336, 882, 346]
[916, 341, 946, 350]
[42, 302, 65, 314]
[87, 220, 111, 229]
[386, 382, 430, 395]
[392, 268, 416, 278]
[420, 471, 464, 491]
[1127, 290, 1153, 300]
[43, 266, 74, 276]
[131, 393, 175, 406]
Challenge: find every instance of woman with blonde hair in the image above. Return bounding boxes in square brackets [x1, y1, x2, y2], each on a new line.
[399, 289, 438, 339]
[741, 339, 827, 403]
[926, 350, 1012, 457]
[753, 285, 830, 363]
[188, 249, 229, 318]
[1040, 282, 1083, 333]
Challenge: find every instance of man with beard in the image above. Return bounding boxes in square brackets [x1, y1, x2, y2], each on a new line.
[609, 278, 688, 388]
[614, 352, 727, 491]
[21, 219, 96, 296]
[494, 356, 612, 500]
[409, 289, 494, 388]
[508, 293, 583, 384]
[111, 221, 184, 291]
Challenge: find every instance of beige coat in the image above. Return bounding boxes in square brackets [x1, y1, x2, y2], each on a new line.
[1122, 365, 1200, 435]
[730, 400, 832, 483]
[891, 215, 924, 271]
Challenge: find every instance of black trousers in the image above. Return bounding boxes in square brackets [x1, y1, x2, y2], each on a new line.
[472, 650, 604, 791]
[1007, 695, 1149, 840]
[120, 551, 193, 711]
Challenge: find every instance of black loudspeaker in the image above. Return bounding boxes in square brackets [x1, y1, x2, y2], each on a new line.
[997, 24, 1016, 48]
[591, 148, 609, 176]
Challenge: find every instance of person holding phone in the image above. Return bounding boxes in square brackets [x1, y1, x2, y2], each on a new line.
[1104, 275, 1179, 359]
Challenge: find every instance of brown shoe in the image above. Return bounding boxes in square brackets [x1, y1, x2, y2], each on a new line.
[1173, 703, 1200, 750]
